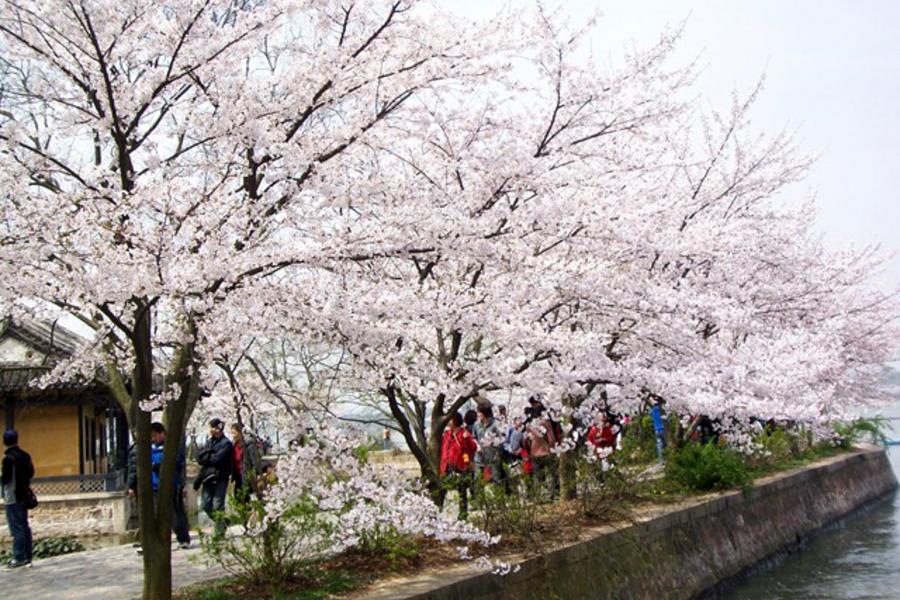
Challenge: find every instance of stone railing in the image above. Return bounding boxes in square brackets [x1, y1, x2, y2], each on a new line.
[0, 491, 129, 541]
[31, 471, 125, 496]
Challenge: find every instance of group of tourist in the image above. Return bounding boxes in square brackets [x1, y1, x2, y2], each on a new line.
[192, 418, 264, 537]
[1, 417, 271, 569]
[440, 397, 604, 519]
[438, 396, 667, 520]
[127, 418, 265, 551]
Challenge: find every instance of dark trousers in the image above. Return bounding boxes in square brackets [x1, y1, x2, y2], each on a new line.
[5, 502, 32, 562]
[201, 479, 229, 536]
[445, 469, 473, 520]
[530, 454, 560, 501]
[155, 488, 191, 544]
[173, 486, 191, 544]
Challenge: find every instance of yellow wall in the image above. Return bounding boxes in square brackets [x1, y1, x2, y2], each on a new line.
[14, 405, 80, 477]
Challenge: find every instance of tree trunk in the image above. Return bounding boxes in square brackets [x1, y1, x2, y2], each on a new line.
[426, 421, 446, 507]
[400, 415, 443, 507]
[559, 451, 577, 501]
[559, 395, 582, 501]
[132, 304, 175, 600]
[112, 304, 202, 600]
[132, 400, 175, 600]
[142, 528, 173, 600]
[382, 386, 446, 505]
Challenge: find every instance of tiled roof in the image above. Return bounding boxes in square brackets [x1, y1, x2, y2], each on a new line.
[0, 317, 161, 397]
[0, 317, 84, 360]
[0, 365, 97, 392]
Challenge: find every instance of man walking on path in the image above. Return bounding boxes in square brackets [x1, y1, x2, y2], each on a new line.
[195, 418, 233, 537]
[129, 422, 192, 551]
[2, 429, 34, 569]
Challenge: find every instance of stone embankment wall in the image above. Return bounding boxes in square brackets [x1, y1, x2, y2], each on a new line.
[0, 468, 203, 541]
[369, 449, 421, 480]
[362, 445, 897, 600]
[0, 492, 129, 541]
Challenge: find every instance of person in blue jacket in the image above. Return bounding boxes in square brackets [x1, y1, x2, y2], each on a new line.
[128, 422, 191, 552]
[650, 400, 667, 463]
[151, 422, 191, 548]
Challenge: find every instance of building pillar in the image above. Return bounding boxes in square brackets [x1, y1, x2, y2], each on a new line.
[115, 409, 130, 473]
[77, 402, 84, 475]
[4, 397, 13, 430]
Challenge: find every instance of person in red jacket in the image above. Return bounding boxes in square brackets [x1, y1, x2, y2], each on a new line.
[587, 412, 617, 481]
[440, 412, 478, 520]
[587, 414, 616, 453]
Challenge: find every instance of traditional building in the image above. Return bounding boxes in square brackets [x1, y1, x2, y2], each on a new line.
[0, 318, 129, 494]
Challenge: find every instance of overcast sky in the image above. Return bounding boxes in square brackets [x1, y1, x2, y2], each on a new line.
[455, 1, 900, 287]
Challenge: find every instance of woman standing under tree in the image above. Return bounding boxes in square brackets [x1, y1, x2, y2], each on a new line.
[231, 424, 262, 502]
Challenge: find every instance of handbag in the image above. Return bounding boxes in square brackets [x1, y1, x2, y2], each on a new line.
[24, 487, 38, 510]
[192, 467, 217, 491]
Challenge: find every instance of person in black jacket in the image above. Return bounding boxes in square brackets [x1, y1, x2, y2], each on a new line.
[2, 429, 34, 568]
[195, 418, 233, 538]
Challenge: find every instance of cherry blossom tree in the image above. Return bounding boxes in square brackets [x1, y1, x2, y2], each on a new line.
[250, 13, 698, 500]
[0, 0, 512, 597]
[256, 9, 898, 496]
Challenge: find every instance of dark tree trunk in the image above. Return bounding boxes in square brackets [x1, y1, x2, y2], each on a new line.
[382, 386, 445, 505]
[109, 304, 200, 600]
[559, 451, 577, 500]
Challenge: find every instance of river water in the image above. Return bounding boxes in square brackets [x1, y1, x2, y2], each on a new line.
[724, 421, 900, 600]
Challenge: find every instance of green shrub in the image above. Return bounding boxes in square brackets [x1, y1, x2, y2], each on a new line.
[0, 536, 85, 563]
[833, 417, 888, 449]
[753, 428, 794, 465]
[356, 524, 419, 570]
[666, 442, 752, 492]
[575, 456, 636, 519]
[618, 416, 659, 465]
[200, 494, 334, 590]
[350, 444, 371, 464]
[33, 536, 85, 558]
[350, 437, 388, 464]
[471, 476, 540, 539]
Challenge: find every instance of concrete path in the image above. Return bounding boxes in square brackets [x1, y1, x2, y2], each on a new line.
[0, 541, 225, 599]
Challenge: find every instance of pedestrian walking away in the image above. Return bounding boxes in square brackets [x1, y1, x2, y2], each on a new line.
[650, 399, 667, 463]
[2, 429, 35, 569]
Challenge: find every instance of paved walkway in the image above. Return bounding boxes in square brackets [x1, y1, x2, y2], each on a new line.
[0, 541, 225, 599]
